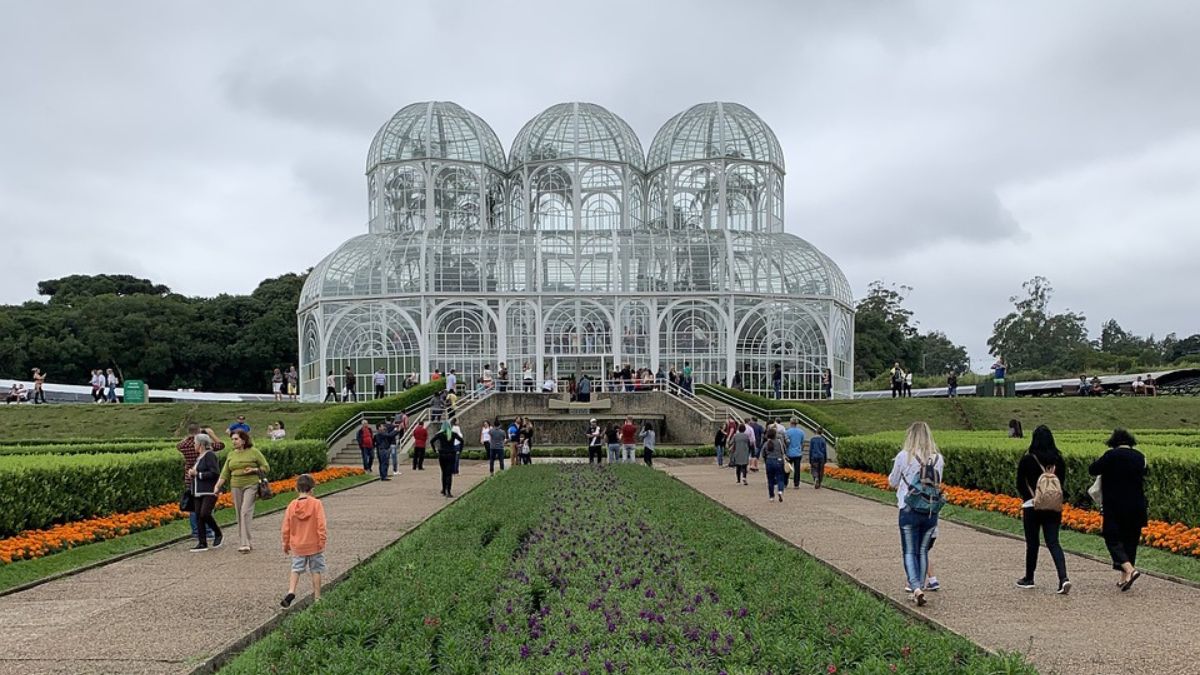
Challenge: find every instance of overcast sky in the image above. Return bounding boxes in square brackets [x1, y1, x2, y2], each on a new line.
[3, 0, 1198, 369]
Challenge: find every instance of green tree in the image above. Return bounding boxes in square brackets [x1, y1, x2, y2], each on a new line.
[915, 331, 970, 375]
[853, 281, 922, 380]
[987, 276, 1089, 371]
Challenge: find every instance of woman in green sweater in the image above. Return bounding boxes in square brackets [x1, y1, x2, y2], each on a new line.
[214, 430, 270, 553]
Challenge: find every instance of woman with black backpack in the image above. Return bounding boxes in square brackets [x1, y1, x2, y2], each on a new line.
[1015, 425, 1070, 594]
[887, 421, 945, 607]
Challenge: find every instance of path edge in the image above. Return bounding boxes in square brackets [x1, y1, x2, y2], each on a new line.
[186, 474, 487, 675]
[0, 475, 376, 600]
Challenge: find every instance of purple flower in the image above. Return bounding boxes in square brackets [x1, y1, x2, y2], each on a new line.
[520, 644, 531, 659]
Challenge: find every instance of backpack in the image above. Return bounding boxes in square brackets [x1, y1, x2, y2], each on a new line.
[904, 457, 945, 515]
[1030, 457, 1064, 512]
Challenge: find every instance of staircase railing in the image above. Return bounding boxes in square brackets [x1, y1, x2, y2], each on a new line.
[662, 381, 717, 421]
[695, 384, 838, 447]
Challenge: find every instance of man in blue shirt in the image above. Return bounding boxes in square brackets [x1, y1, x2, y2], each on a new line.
[808, 428, 828, 489]
[785, 420, 805, 489]
[226, 415, 250, 435]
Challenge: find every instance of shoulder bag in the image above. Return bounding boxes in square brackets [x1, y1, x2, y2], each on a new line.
[1087, 475, 1103, 509]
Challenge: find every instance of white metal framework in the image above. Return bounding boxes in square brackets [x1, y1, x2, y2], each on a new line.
[299, 101, 854, 399]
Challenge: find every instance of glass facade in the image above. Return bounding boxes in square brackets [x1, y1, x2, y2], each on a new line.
[299, 101, 854, 399]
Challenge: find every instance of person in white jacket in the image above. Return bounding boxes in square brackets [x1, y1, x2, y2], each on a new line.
[887, 421, 945, 607]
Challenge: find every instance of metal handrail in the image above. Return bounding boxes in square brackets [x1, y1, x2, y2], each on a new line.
[324, 395, 436, 447]
[661, 381, 717, 420]
[696, 384, 838, 446]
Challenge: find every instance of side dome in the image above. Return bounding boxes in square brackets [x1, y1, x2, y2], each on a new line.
[648, 102, 784, 172]
[366, 101, 506, 174]
[510, 102, 645, 171]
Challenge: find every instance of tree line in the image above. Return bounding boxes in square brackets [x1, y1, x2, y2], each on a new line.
[855, 276, 1200, 384]
[0, 273, 304, 393]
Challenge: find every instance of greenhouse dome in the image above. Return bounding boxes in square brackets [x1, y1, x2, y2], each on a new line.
[298, 101, 854, 400]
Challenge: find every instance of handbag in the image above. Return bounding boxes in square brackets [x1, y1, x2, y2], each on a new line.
[1088, 475, 1103, 509]
[256, 476, 274, 500]
[179, 488, 196, 512]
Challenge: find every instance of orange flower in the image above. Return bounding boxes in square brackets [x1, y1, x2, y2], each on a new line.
[824, 466, 1200, 558]
[0, 467, 364, 565]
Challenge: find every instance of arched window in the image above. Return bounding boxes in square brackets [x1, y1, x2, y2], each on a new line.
[383, 166, 426, 232]
[435, 166, 481, 230]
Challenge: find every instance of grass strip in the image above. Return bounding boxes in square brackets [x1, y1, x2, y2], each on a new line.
[224, 466, 1033, 674]
[0, 472, 374, 595]
[801, 472, 1200, 585]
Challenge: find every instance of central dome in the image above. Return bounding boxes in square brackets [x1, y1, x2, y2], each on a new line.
[647, 102, 784, 171]
[510, 102, 645, 172]
[366, 101, 506, 174]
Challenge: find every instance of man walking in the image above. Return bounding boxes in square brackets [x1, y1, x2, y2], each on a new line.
[411, 421, 428, 471]
[344, 365, 357, 402]
[487, 419, 507, 474]
[373, 367, 387, 399]
[620, 416, 637, 464]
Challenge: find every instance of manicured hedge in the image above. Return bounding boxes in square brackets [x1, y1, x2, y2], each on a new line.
[0, 441, 171, 456]
[696, 384, 851, 438]
[0, 440, 328, 536]
[0, 437, 167, 447]
[446, 446, 718, 460]
[295, 382, 441, 441]
[838, 432, 1200, 526]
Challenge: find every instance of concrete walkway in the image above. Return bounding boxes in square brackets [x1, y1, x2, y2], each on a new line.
[0, 463, 488, 675]
[667, 463, 1200, 675]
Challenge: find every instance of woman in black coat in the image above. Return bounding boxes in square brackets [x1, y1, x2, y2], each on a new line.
[1088, 428, 1148, 591]
[186, 434, 224, 551]
[1014, 425, 1069, 593]
[432, 422, 463, 498]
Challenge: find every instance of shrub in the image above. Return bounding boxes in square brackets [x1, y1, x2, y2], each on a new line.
[0, 440, 328, 536]
[295, 382, 441, 441]
[838, 431, 1200, 526]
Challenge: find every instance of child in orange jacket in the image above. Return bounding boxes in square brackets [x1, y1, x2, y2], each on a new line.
[280, 474, 327, 607]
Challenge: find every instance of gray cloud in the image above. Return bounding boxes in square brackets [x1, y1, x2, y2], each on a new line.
[2, 0, 1198, 368]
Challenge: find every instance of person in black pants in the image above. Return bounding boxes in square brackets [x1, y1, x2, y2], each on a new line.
[1089, 428, 1148, 591]
[1014, 425, 1070, 594]
[187, 434, 224, 551]
[587, 420, 604, 464]
[432, 423, 461, 498]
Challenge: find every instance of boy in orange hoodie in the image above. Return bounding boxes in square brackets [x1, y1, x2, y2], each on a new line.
[280, 474, 327, 608]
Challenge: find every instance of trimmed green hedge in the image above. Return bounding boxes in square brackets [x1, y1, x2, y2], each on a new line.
[444, 446, 718, 460]
[0, 437, 168, 447]
[295, 382, 441, 441]
[838, 432, 1200, 526]
[0, 441, 171, 456]
[696, 384, 851, 438]
[0, 440, 329, 536]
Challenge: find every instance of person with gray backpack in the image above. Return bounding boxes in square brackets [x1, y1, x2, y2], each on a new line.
[887, 421, 945, 607]
[1015, 425, 1070, 594]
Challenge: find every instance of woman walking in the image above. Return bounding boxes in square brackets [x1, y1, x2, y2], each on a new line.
[186, 434, 224, 551]
[1089, 429, 1148, 591]
[762, 428, 787, 502]
[1015, 425, 1071, 594]
[808, 428, 828, 489]
[433, 420, 462, 498]
[887, 421, 944, 607]
[639, 422, 656, 468]
[713, 425, 727, 467]
[730, 423, 751, 485]
[214, 430, 270, 553]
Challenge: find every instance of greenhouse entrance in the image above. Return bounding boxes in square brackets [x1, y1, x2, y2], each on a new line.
[551, 356, 608, 387]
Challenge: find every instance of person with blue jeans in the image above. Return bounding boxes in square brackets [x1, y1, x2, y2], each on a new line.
[808, 429, 828, 488]
[356, 420, 374, 472]
[713, 426, 726, 467]
[487, 419, 507, 474]
[887, 421, 945, 607]
[784, 420, 805, 488]
[176, 423, 221, 540]
[373, 422, 396, 480]
[761, 428, 787, 502]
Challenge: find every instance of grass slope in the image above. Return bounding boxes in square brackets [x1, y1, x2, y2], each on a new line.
[0, 402, 319, 441]
[810, 397, 1200, 435]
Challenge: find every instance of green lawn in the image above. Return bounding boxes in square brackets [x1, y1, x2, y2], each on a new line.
[0, 402, 321, 442]
[809, 396, 1200, 435]
[804, 473, 1200, 584]
[0, 472, 374, 594]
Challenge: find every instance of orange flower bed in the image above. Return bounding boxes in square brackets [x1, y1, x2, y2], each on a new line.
[0, 467, 365, 565]
[823, 466, 1200, 558]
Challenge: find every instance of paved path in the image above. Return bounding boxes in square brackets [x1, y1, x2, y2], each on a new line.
[667, 463, 1200, 675]
[0, 463, 489, 675]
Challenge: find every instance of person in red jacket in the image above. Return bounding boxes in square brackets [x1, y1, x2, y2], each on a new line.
[280, 474, 327, 607]
[411, 421, 429, 470]
[620, 416, 637, 464]
[357, 419, 374, 472]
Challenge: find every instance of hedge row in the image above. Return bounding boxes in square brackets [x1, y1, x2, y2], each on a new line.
[0, 440, 328, 536]
[695, 384, 851, 438]
[838, 432, 1200, 527]
[0, 437, 168, 447]
[295, 381, 441, 441]
[443, 446, 719, 460]
[0, 441, 171, 456]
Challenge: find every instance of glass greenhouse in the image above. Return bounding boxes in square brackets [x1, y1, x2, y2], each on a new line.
[298, 101, 854, 399]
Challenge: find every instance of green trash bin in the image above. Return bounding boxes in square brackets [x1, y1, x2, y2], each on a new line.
[123, 379, 147, 404]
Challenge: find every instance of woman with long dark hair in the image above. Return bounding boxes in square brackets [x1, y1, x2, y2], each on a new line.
[433, 420, 463, 498]
[1015, 425, 1070, 594]
[1089, 428, 1148, 591]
